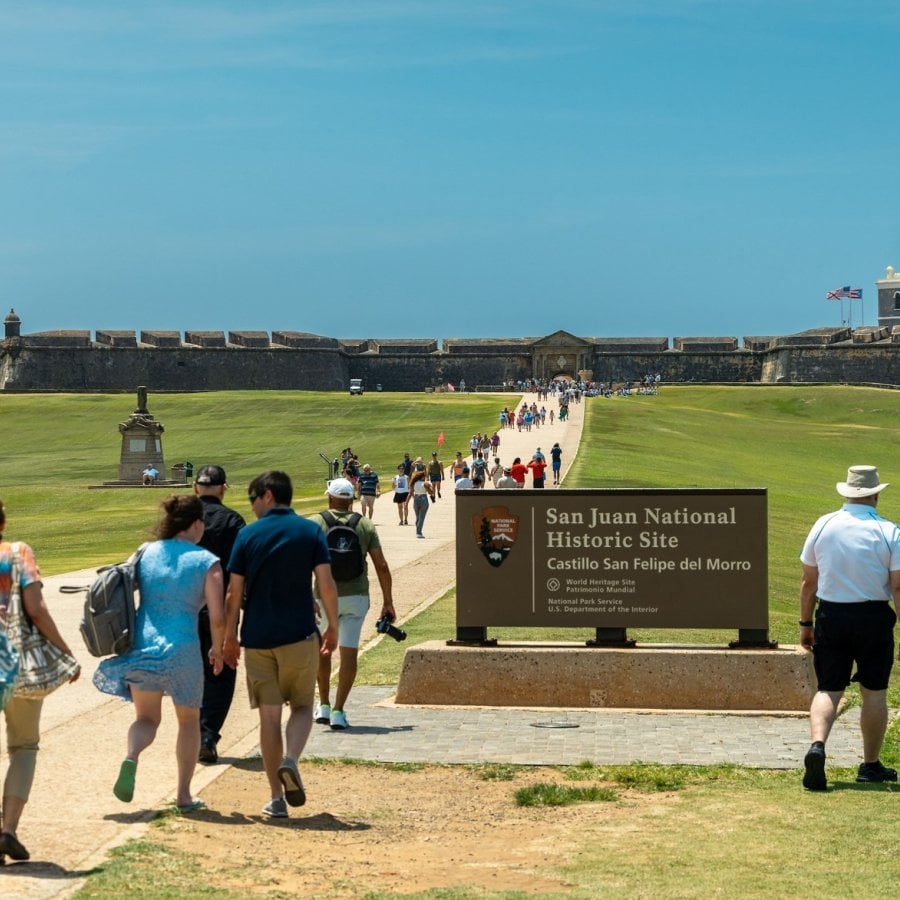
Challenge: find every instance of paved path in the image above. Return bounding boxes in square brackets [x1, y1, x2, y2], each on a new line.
[0, 392, 877, 898]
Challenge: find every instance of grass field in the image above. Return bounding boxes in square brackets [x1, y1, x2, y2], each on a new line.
[32, 384, 895, 899]
[0, 390, 511, 571]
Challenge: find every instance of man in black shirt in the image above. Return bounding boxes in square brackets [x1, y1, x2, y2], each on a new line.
[194, 464, 246, 763]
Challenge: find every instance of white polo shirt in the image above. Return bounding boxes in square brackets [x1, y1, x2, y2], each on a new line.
[799, 503, 900, 603]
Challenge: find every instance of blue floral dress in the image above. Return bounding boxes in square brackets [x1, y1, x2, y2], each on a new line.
[93, 539, 217, 707]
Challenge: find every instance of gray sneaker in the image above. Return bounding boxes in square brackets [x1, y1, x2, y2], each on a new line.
[277, 757, 307, 807]
[262, 797, 288, 818]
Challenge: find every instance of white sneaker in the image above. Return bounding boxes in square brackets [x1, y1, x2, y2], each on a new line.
[330, 709, 349, 730]
[315, 703, 331, 724]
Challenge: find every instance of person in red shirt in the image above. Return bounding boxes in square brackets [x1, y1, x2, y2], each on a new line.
[510, 457, 528, 489]
[527, 455, 547, 489]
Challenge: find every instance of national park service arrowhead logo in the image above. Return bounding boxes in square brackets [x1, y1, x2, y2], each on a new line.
[472, 506, 519, 568]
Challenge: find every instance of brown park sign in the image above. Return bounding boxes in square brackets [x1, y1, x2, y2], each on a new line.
[456, 489, 768, 632]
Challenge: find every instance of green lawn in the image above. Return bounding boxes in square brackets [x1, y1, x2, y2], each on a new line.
[0, 390, 510, 571]
[55, 385, 900, 899]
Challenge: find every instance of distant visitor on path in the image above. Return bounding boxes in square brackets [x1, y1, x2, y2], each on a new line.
[799, 465, 900, 792]
[427, 452, 444, 498]
[142, 465, 160, 485]
[357, 464, 380, 519]
[527, 454, 547, 489]
[392, 465, 410, 526]
[410, 469, 434, 537]
[454, 466, 474, 491]
[550, 443, 563, 485]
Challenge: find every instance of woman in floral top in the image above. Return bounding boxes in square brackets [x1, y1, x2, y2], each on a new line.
[0, 499, 80, 864]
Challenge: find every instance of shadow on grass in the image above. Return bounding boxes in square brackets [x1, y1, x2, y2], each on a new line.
[0, 861, 100, 880]
[828, 781, 900, 793]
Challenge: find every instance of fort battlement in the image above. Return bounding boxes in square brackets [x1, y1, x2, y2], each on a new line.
[1, 313, 897, 392]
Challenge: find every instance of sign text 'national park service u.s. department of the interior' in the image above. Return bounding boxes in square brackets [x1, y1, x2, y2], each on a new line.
[456, 489, 768, 630]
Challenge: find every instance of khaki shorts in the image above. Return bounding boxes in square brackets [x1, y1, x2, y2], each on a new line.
[244, 635, 320, 709]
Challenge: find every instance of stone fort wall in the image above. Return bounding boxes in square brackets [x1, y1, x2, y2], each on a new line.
[1, 321, 897, 392]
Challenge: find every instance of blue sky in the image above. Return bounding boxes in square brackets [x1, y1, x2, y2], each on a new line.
[2, 1, 898, 340]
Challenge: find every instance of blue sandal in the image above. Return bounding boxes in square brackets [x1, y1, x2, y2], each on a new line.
[174, 799, 207, 813]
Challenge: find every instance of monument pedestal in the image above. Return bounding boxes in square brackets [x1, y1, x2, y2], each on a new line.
[395, 641, 816, 711]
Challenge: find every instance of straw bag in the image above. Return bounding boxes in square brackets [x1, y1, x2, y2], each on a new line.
[7, 543, 80, 698]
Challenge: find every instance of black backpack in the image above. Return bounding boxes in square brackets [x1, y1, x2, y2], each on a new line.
[320, 511, 365, 582]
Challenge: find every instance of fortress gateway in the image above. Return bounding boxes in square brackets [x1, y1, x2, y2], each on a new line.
[2, 273, 898, 391]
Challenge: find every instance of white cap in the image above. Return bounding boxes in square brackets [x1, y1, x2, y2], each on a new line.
[326, 478, 355, 499]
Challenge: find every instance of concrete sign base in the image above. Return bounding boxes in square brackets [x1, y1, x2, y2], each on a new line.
[395, 641, 817, 712]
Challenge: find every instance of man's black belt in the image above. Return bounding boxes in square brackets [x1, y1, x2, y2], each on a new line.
[818, 599, 887, 607]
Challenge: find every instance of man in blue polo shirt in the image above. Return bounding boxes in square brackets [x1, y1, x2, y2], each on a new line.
[225, 470, 338, 819]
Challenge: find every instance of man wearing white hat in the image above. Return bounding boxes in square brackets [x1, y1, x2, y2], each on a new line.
[799, 465, 900, 791]
[310, 478, 396, 731]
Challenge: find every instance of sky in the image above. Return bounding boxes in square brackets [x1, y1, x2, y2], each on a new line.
[2, 0, 899, 342]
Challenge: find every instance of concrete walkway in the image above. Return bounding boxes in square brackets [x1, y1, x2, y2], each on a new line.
[0, 392, 873, 898]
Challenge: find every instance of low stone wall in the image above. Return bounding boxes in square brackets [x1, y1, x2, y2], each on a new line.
[396, 641, 817, 711]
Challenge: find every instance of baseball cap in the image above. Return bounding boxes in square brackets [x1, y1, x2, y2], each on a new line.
[326, 478, 356, 499]
[195, 465, 227, 486]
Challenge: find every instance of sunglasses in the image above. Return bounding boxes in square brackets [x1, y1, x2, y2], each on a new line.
[248, 493, 262, 503]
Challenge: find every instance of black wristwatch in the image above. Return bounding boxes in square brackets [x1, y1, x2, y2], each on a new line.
[799, 620, 813, 627]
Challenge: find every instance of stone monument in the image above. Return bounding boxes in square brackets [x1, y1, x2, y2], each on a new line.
[117, 386, 166, 482]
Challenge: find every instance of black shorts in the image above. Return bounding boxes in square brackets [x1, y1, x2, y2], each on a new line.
[813, 601, 897, 692]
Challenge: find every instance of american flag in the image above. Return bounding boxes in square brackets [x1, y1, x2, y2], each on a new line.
[826, 286, 862, 301]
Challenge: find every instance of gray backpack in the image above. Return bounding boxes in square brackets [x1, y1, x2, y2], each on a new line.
[78, 544, 148, 657]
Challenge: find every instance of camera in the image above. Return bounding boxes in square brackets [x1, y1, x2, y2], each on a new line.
[375, 615, 407, 642]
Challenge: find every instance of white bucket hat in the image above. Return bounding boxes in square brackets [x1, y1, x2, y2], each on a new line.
[836, 465, 889, 498]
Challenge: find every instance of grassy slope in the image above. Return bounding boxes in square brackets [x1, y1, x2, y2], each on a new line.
[571, 385, 899, 642]
[58, 385, 900, 899]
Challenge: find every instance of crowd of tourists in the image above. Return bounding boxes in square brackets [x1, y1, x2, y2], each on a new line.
[2, 443, 897, 864]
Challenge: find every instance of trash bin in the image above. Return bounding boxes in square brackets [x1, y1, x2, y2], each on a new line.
[184, 461, 194, 481]
[376, 383, 383, 391]
[171, 463, 186, 482]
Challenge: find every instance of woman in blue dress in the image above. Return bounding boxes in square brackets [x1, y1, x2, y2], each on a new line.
[94, 495, 226, 812]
